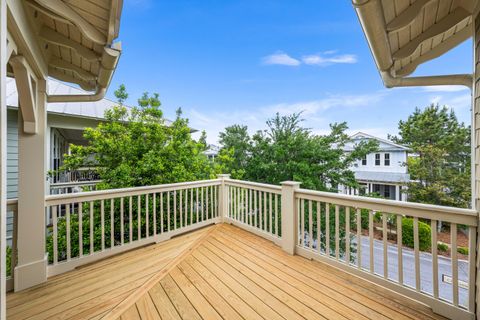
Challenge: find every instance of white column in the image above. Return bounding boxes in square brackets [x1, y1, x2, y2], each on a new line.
[14, 78, 47, 291]
[0, 0, 6, 316]
[281, 181, 300, 255]
[217, 174, 230, 223]
[395, 185, 400, 201]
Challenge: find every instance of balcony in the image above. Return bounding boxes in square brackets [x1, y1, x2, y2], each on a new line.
[5, 176, 476, 319]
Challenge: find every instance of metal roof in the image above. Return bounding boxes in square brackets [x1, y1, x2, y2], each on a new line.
[355, 171, 410, 183]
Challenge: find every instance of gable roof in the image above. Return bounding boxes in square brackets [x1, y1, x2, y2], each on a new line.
[346, 132, 410, 152]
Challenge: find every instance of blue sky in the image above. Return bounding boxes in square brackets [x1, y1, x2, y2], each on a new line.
[108, 0, 473, 144]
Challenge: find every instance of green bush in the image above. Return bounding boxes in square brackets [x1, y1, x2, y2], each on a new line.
[401, 217, 431, 251]
[457, 246, 469, 255]
[437, 242, 448, 252]
[6, 246, 11, 277]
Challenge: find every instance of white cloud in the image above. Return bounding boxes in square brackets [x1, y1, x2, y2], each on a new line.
[422, 85, 469, 93]
[262, 53, 301, 66]
[302, 53, 357, 66]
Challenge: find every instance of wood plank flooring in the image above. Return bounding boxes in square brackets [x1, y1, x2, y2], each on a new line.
[7, 224, 447, 320]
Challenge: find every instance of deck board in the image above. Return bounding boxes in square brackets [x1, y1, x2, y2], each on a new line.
[7, 224, 447, 320]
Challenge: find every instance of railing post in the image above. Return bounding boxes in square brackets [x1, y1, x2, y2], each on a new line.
[217, 174, 231, 223]
[281, 181, 301, 255]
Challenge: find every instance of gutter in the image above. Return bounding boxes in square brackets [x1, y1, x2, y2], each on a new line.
[352, 0, 473, 89]
[47, 43, 122, 103]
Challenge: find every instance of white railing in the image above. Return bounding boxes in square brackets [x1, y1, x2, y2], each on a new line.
[49, 180, 101, 195]
[54, 167, 101, 183]
[6, 198, 18, 292]
[44, 179, 221, 276]
[224, 179, 282, 245]
[294, 188, 477, 320]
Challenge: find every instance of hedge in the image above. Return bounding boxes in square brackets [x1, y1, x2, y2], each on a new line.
[402, 217, 431, 251]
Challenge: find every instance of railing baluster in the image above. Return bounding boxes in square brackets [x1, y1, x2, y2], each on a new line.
[269, 193, 273, 233]
[179, 190, 183, 228]
[90, 201, 94, 253]
[248, 189, 252, 225]
[195, 188, 199, 223]
[345, 207, 350, 264]
[275, 194, 279, 236]
[300, 199, 305, 246]
[254, 190, 257, 228]
[146, 194, 149, 236]
[174, 190, 177, 229]
[397, 215, 403, 284]
[185, 188, 189, 224]
[190, 189, 193, 224]
[167, 192, 171, 232]
[101, 199, 105, 250]
[120, 197, 124, 244]
[53, 205, 58, 264]
[153, 193, 157, 235]
[431, 219, 438, 298]
[356, 208, 361, 269]
[369, 210, 374, 273]
[308, 200, 313, 249]
[317, 202, 321, 253]
[382, 213, 387, 279]
[335, 205, 339, 260]
[66, 204, 71, 261]
[326, 203, 330, 257]
[211, 186, 215, 219]
[259, 191, 263, 230]
[264, 191, 268, 232]
[78, 202, 83, 257]
[451, 223, 458, 306]
[468, 226, 476, 312]
[128, 196, 132, 241]
[160, 192, 164, 233]
[205, 187, 208, 222]
[138, 195, 141, 239]
[413, 217, 420, 291]
[111, 198, 115, 247]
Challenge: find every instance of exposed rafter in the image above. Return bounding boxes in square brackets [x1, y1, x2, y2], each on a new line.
[393, 7, 470, 60]
[25, 0, 72, 26]
[386, 0, 433, 33]
[9, 56, 38, 134]
[49, 57, 96, 81]
[48, 68, 96, 92]
[395, 26, 472, 77]
[33, 0, 107, 44]
[7, 32, 17, 61]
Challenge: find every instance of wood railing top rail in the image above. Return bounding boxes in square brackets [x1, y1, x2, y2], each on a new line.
[49, 180, 102, 188]
[45, 179, 222, 206]
[225, 179, 282, 194]
[296, 188, 478, 226]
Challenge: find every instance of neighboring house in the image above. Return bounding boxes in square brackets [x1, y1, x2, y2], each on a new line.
[204, 144, 220, 161]
[339, 132, 410, 201]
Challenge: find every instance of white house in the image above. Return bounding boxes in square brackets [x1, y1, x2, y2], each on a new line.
[339, 132, 410, 201]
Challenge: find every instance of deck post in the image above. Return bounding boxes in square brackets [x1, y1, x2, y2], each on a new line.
[217, 174, 230, 223]
[14, 77, 48, 291]
[0, 0, 6, 316]
[474, 5, 480, 318]
[281, 181, 300, 255]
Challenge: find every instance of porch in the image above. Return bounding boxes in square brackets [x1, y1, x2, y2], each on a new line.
[6, 224, 446, 320]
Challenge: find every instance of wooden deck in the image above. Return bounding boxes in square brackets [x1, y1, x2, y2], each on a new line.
[7, 224, 446, 320]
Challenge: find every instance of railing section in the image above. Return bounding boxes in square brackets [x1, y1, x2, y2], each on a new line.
[6, 199, 18, 292]
[44, 179, 220, 276]
[225, 179, 282, 244]
[295, 188, 477, 319]
[49, 180, 101, 195]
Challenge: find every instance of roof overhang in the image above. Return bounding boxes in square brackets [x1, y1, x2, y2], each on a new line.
[352, 0, 476, 89]
[7, 0, 123, 102]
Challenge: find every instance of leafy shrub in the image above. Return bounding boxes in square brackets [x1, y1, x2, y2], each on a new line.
[457, 246, 469, 255]
[437, 242, 448, 252]
[6, 246, 11, 277]
[401, 217, 431, 251]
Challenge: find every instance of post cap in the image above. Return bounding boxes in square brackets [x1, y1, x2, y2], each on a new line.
[280, 181, 301, 187]
[217, 174, 231, 179]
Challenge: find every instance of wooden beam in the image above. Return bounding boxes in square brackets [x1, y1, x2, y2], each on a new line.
[33, 0, 107, 44]
[48, 67, 96, 91]
[386, 0, 433, 33]
[393, 7, 471, 60]
[39, 26, 99, 61]
[25, 0, 72, 26]
[9, 55, 37, 134]
[395, 25, 472, 77]
[49, 57, 96, 81]
[6, 31, 17, 61]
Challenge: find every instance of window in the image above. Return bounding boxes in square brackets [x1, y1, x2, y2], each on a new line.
[384, 186, 390, 198]
[362, 155, 367, 166]
[384, 153, 390, 166]
[375, 153, 380, 166]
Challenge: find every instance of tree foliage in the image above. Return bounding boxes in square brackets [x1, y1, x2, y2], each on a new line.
[390, 104, 471, 208]
[61, 86, 228, 189]
[218, 113, 378, 191]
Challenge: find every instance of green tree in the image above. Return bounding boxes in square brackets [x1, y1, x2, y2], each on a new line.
[219, 113, 378, 191]
[390, 104, 471, 208]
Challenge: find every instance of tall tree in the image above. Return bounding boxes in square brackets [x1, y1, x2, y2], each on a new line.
[390, 104, 471, 208]
[219, 113, 378, 191]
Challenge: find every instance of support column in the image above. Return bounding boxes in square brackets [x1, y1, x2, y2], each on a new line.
[281, 181, 300, 255]
[217, 174, 230, 223]
[0, 0, 6, 316]
[14, 78, 47, 291]
[474, 6, 480, 317]
[395, 185, 400, 201]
